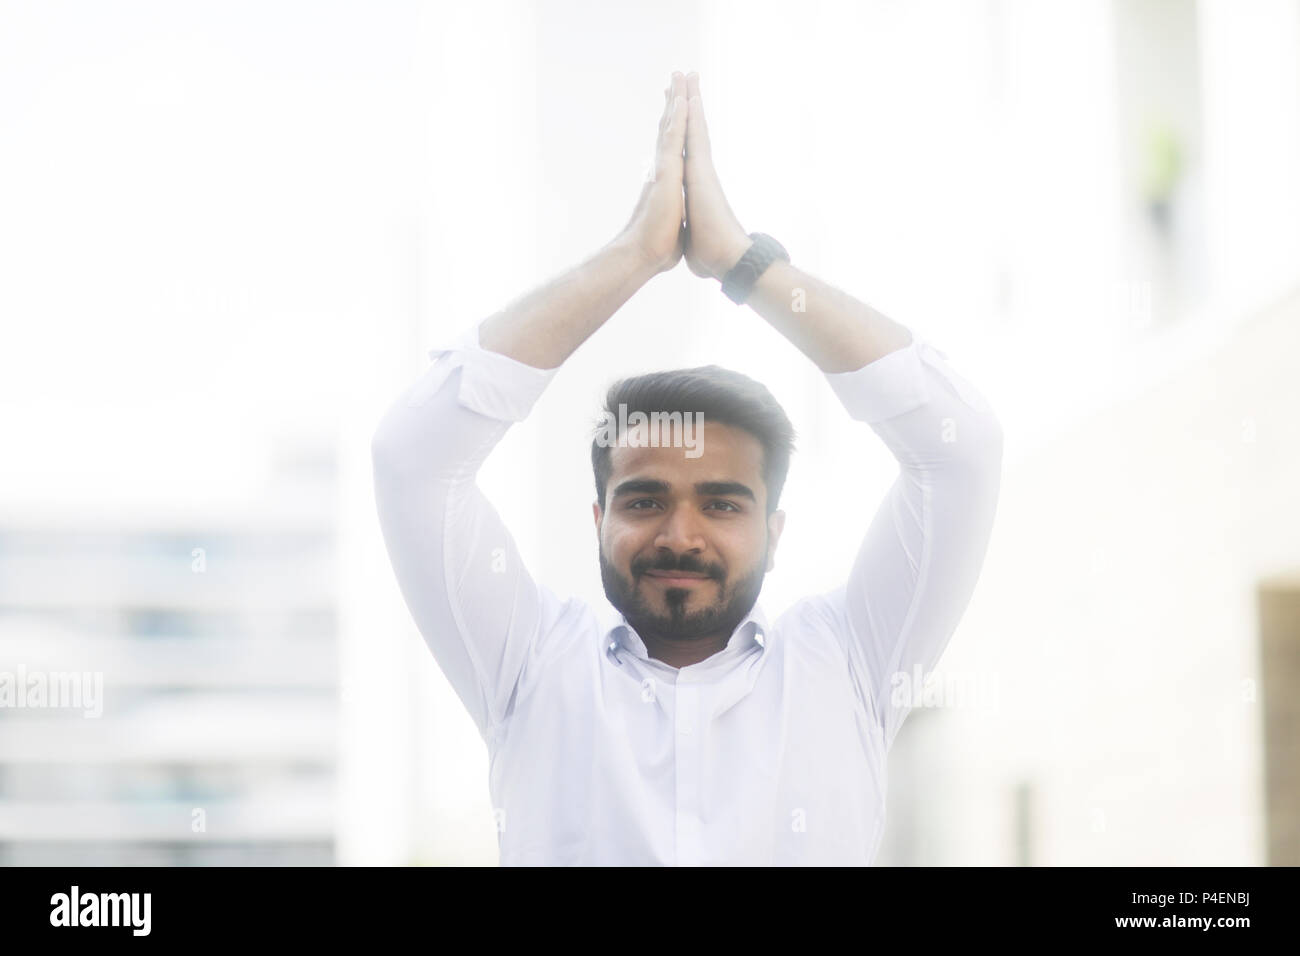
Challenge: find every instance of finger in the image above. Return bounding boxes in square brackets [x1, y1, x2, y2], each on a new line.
[684, 73, 711, 161]
[673, 72, 690, 116]
[657, 71, 684, 135]
[664, 71, 683, 111]
[649, 73, 687, 180]
[656, 94, 686, 171]
[648, 78, 684, 182]
[672, 70, 688, 101]
[658, 77, 686, 148]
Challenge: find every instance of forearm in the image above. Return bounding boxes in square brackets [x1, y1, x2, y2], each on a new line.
[736, 257, 915, 374]
[478, 233, 661, 370]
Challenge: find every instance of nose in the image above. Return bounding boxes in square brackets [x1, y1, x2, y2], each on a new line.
[653, 502, 706, 556]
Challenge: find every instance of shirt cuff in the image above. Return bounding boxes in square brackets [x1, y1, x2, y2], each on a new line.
[823, 338, 985, 424]
[418, 317, 560, 423]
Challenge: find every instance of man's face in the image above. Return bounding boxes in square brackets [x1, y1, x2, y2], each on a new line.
[593, 420, 786, 644]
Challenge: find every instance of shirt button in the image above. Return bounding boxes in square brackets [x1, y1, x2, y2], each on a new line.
[678, 725, 693, 736]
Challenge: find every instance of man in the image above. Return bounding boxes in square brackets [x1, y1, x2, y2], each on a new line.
[370, 71, 1003, 865]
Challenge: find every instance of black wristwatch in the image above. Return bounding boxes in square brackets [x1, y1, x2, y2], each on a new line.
[720, 233, 789, 304]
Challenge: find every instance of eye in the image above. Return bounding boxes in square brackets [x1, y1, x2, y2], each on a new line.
[707, 500, 741, 512]
[627, 498, 661, 510]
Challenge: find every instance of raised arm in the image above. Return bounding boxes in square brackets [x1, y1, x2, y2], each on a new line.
[478, 74, 690, 367]
[370, 73, 690, 741]
[681, 73, 1004, 751]
[820, 348, 1002, 753]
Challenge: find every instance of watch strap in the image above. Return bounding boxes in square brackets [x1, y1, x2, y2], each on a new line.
[720, 233, 790, 304]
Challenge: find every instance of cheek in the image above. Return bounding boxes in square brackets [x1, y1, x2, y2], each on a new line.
[719, 522, 768, 564]
[603, 520, 645, 557]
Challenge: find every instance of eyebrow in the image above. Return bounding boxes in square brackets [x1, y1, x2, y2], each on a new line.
[611, 478, 756, 502]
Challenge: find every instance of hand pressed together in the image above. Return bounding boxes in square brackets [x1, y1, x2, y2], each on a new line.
[621, 71, 751, 281]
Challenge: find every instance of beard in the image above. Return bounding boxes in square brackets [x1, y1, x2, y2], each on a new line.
[598, 534, 769, 644]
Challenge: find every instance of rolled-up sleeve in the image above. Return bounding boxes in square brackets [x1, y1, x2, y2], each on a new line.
[404, 319, 560, 424]
[819, 338, 1004, 751]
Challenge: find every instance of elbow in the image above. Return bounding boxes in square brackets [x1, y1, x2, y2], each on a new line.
[369, 407, 407, 480]
[369, 432, 389, 480]
[369, 430, 397, 494]
[369, 416, 393, 471]
[369, 399, 479, 486]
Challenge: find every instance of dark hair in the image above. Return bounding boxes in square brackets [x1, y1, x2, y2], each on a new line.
[590, 365, 797, 515]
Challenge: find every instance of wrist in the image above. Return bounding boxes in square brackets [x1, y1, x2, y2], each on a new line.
[609, 231, 666, 284]
[710, 233, 754, 281]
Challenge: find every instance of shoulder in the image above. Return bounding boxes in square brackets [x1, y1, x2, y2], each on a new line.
[531, 586, 609, 667]
[770, 589, 853, 666]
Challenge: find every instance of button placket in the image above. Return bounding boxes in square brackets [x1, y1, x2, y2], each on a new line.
[674, 678, 703, 864]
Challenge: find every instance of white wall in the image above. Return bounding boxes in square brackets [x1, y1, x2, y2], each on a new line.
[945, 285, 1300, 864]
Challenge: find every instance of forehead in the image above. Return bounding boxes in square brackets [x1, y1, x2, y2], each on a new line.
[607, 420, 764, 485]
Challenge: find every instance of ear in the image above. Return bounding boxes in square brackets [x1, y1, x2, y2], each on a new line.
[765, 509, 786, 572]
[592, 499, 602, 534]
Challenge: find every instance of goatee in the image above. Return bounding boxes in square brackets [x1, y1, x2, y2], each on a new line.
[598, 538, 767, 644]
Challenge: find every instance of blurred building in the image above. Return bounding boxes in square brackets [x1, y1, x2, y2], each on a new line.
[0, 438, 340, 865]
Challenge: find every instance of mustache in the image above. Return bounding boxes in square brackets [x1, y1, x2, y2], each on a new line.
[632, 554, 722, 578]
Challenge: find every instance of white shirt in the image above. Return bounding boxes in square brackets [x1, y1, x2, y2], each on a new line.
[370, 318, 1003, 866]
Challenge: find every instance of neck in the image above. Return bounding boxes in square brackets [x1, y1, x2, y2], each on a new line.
[640, 628, 733, 669]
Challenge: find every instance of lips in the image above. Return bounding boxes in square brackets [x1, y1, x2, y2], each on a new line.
[643, 570, 711, 584]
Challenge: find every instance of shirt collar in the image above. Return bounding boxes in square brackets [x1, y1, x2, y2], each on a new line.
[600, 599, 769, 663]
